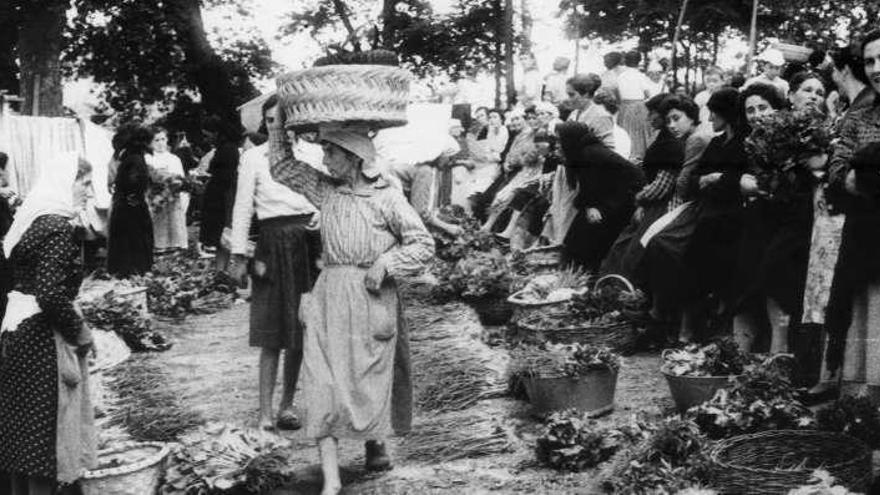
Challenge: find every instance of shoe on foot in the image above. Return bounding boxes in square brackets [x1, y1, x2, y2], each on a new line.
[276, 409, 302, 431]
[364, 440, 392, 472]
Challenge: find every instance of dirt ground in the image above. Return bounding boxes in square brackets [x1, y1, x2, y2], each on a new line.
[104, 281, 674, 495]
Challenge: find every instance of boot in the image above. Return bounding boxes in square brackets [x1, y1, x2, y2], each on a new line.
[364, 440, 392, 472]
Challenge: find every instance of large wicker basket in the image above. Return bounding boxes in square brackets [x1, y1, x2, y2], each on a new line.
[80, 442, 170, 495]
[773, 42, 813, 63]
[511, 275, 639, 353]
[710, 430, 872, 494]
[276, 64, 411, 132]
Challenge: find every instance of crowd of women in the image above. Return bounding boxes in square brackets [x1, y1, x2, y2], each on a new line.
[455, 33, 880, 402]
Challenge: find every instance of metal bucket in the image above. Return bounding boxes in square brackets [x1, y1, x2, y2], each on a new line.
[663, 372, 735, 413]
[524, 369, 617, 417]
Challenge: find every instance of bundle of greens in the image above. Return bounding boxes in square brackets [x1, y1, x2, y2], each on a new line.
[432, 249, 516, 302]
[744, 110, 832, 201]
[816, 395, 880, 448]
[524, 284, 646, 330]
[661, 339, 759, 377]
[509, 343, 621, 380]
[402, 412, 511, 463]
[688, 359, 814, 439]
[535, 409, 647, 472]
[788, 470, 860, 495]
[130, 252, 238, 318]
[432, 207, 502, 262]
[162, 424, 293, 494]
[148, 172, 204, 212]
[80, 292, 170, 352]
[601, 418, 714, 494]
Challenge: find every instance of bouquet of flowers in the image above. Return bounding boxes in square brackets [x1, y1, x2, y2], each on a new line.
[148, 171, 203, 211]
[744, 110, 832, 201]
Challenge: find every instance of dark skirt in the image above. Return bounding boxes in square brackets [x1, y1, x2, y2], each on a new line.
[0, 316, 59, 479]
[563, 205, 634, 272]
[199, 178, 233, 247]
[734, 199, 813, 317]
[249, 215, 320, 349]
[601, 202, 668, 280]
[637, 202, 701, 311]
[107, 199, 153, 277]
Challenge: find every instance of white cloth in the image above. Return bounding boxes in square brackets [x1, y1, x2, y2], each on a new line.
[617, 68, 655, 100]
[640, 201, 692, 247]
[3, 150, 78, 257]
[229, 143, 317, 255]
[1, 291, 41, 334]
[613, 125, 632, 160]
[146, 151, 189, 250]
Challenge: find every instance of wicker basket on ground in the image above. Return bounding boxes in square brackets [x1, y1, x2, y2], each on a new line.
[276, 63, 411, 132]
[80, 442, 171, 495]
[710, 430, 872, 494]
[512, 275, 639, 353]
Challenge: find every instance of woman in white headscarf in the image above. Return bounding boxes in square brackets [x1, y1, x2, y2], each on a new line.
[268, 120, 434, 495]
[0, 151, 96, 495]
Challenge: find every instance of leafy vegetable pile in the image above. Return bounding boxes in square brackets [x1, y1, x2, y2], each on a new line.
[535, 410, 645, 472]
[148, 172, 204, 212]
[788, 470, 860, 495]
[601, 417, 714, 494]
[432, 206, 502, 262]
[661, 339, 759, 377]
[524, 284, 646, 330]
[509, 343, 621, 381]
[131, 252, 238, 318]
[81, 292, 170, 352]
[162, 424, 293, 494]
[688, 358, 814, 439]
[432, 249, 517, 302]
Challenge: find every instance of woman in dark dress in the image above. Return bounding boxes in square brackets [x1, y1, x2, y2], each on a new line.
[733, 76, 824, 354]
[107, 125, 155, 277]
[558, 121, 645, 271]
[640, 88, 749, 343]
[601, 93, 688, 279]
[199, 118, 241, 251]
[0, 152, 95, 495]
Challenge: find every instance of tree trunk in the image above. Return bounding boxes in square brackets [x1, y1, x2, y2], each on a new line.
[712, 31, 720, 66]
[520, 0, 532, 53]
[18, 0, 67, 116]
[381, 0, 396, 49]
[0, 0, 19, 94]
[493, 0, 503, 108]
[503, 0, 515, 107]
[164, 0, 254, 124]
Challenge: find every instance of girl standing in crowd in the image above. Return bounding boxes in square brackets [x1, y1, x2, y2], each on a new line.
[147, 127, 188, 253]
[734, 74, 827, 354]
[268, 116, 434, 494]
[199, 118, 241, 255]
[0, 151, 95, 495]
[107, 125, 155, 277]
[616, 50, 658, 163]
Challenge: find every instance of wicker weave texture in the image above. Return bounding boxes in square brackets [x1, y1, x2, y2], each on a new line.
[515, 316, 636, 352]
[277, 65, 410, 130]
[80, 442, 169, 495]
[710, 430, 872, 494]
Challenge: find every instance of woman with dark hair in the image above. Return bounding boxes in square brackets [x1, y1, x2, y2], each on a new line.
[640, 88, 749, 343]
[557, 121, 644, 271]
[107, 124, 155, 277]
[733, 76, 827, 354]
[741, 83, 787, 122]
[820, 30, 880, 400]
[199, 117, 242, 254]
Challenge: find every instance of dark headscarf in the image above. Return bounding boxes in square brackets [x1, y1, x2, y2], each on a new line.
[707, 88, 747, 135]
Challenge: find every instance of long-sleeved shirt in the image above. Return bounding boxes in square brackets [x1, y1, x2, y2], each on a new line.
[267, 124, 434, 276]
[229, 143, 317, 255]
[569, 102, 616, 150]
[828, 88, 878, 192]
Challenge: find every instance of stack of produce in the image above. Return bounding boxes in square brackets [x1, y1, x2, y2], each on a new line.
[162, 424, 293, 494]
[81, 292, 170, 352]
[401, 411, 511, 464]
[661, 339, 759, 377]
[535, 410, 647, 472]
[522, 284, 645, 331]
[509, 267, 592, 305]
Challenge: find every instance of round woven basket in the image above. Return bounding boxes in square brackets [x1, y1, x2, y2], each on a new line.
[277, 65, 411, 131]
[80, 442, 170, 495]
[710, 430, 872, 494]
[773, 42, 813, 63]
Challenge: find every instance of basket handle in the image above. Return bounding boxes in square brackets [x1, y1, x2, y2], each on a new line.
[594, 274, 635, 294]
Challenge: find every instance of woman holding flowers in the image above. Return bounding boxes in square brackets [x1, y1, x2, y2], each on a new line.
[734, 73, 831, 354]
[146, 128, 189, 253]
[268, 115, 434, 493]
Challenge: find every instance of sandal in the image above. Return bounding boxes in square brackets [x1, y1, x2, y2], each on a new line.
[276, 409, 302, 431]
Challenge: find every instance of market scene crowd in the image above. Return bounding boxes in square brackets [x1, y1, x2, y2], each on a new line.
[5, 4, 880, 495]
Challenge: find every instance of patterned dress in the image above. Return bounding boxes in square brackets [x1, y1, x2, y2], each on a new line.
[269, 134, 434, 439]
[0, 215, 92, 481]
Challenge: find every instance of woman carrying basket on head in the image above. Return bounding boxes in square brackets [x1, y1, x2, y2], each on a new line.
[267, 62, 434, 494]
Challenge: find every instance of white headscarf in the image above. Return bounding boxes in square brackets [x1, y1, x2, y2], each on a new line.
[3, 150, 79, 258]
[318, 125, 381, 179]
